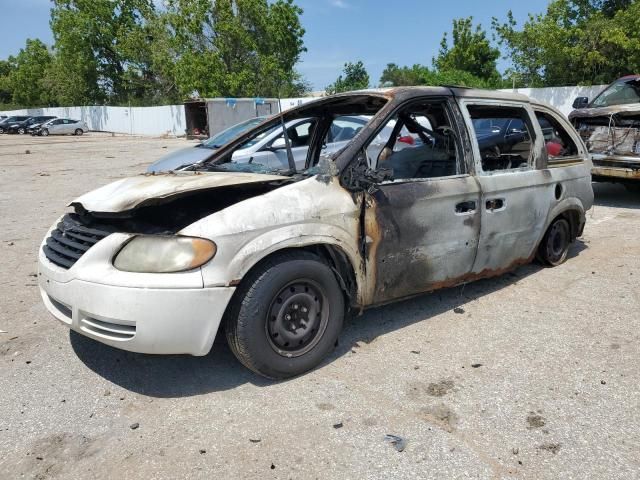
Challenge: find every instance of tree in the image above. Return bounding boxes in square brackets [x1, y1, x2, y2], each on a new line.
[326, 61, 369, 94]
[0, 59, 15, 105]
[434, 17, 501, 82]
[49, 0, 162, 104]
[493, 0, 640, 87]
[379, 63, 500, 89]
[7, 39, 54, 107]
[157, 0, 308, 98]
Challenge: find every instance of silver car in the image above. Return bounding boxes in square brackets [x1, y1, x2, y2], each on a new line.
[39, 118, 89, 136]
[147, 115, 396, 173]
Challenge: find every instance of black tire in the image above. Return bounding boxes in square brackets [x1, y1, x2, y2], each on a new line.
[74, 129, 83, 136]
[625, 183, 640, 194]
[225, 251, 345, 379]
[18, 127, 25, 134]
[41, 129, 49, 137]
[536, 218, 571, 267]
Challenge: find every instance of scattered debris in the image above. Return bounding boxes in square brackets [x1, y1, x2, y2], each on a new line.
[103, 390, 111, 396]
[384, 434, 407, 452]
[471, 363, 483, 368]
[538, 443, 561, 454]
[426, 380, 455, 397]
[199, 449, 206, 454]
[333, 422, 343, 429]
[25, 150, 31, 155]
[512, 447, 519, 455]
[526, 413, 546, 429]
[129, 422, 139, 430]
[601, 380, 607, 385]
[453, 307, 465, 314]
[7, 242, 14, 246]
[0, 330, 7, 334]
[38, 172, 50, 177]
[270, 463, 276, 470]
[249, 439, 261, 443]
[410, 350, 420, 355]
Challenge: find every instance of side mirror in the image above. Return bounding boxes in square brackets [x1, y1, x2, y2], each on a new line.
[269, 137, 287, 150]
[572, 97, 589, 109]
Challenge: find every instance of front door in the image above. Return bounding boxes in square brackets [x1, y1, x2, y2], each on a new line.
[361, 98, 481, 305]
[460, 101, 552, 273]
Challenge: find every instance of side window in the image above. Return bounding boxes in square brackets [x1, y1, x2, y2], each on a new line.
[366, 101, 461, 180]
[534, 111, 579, 161]
[468, 105, 534, 172]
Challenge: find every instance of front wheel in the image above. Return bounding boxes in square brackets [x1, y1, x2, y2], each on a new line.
[18, 128, 25, 134]
[225, 251, 345, 379]
[536, 218, 571, 266]
[41, 129, 49, 137]
[74, 129, 83, 136]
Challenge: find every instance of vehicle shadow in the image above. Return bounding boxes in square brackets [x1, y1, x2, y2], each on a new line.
[71, 242, 587, 398]
[592, 182, 640, 210]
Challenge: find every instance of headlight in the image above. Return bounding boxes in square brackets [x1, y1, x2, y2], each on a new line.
[113, 236, 216, 273]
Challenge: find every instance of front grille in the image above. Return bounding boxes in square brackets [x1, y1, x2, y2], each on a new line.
[43, 213, 112, 269]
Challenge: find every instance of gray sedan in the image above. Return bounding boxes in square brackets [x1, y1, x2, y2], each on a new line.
[39, 118, 89, 136]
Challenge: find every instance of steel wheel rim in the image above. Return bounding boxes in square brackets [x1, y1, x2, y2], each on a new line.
[265, 279, 329, 358]
[547, 221, 569, 262]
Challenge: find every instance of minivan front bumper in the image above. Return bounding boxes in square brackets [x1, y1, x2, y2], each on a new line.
[38, 268, 235, 356]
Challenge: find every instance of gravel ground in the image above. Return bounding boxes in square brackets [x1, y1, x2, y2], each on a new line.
[0, 133, 638, 480]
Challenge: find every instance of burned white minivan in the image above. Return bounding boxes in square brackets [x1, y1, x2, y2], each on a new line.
[38, 88, 594, 379]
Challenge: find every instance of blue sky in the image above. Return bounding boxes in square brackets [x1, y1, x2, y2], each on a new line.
[0, 0, 551, 91]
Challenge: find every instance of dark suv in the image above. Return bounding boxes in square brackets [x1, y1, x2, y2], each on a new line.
[0, 116, 31, 134]
[6, 116, 57, 135]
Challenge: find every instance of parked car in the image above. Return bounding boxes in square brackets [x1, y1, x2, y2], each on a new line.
[38, 87, 593, 379]
[148, 116, 269, 172]
[147, 114, 401, 173]
[0, 115, 7, 122]
[35, 118, 89, 136]
[569, 75, 640, 191]
[0, 116, 31, 134]
[6, 115, 57, 134]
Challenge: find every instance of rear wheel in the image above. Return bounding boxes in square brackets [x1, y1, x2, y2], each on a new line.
[537, 218, 571, 266]
[41, 129, 49, 137]
[225, 251, 345, 379]
[74, 129, 83, 136]
[18, 127, 26, 134]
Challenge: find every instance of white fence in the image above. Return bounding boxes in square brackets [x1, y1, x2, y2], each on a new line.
[0, 104, 186, 137]
[0, 85, 608, 137]
[501, 85, 606, 117]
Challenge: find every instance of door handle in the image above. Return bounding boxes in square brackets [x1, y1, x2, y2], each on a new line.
[455, 201, 476, 214]
[486, 198, 505, 211]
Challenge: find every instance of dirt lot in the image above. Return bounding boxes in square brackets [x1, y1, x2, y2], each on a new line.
[0, 133, 638, 479]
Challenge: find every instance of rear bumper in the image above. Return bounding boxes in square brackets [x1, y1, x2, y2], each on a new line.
[592, 155, 640, 182]
[39, 271, 235, 356]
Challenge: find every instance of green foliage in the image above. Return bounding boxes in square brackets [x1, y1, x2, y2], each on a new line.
[325, 61, 370, 95]
[434, 17, 501, 81]
[49, 0, 165, 104]
[379, 63, 503, 89]
[157, 0, 307, 98]
[493, 0, 640, 86]
[5, 39, 54, 107]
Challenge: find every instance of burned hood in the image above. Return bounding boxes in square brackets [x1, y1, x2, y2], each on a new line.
[70, 171, 287, 213]
[569, 102, 640, 121]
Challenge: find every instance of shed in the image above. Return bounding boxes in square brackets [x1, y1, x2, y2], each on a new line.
[184, 98, 280, 139]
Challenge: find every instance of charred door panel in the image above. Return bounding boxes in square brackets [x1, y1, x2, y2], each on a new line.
[364, 175, 481, 304]
[471, 170, 553, 273]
